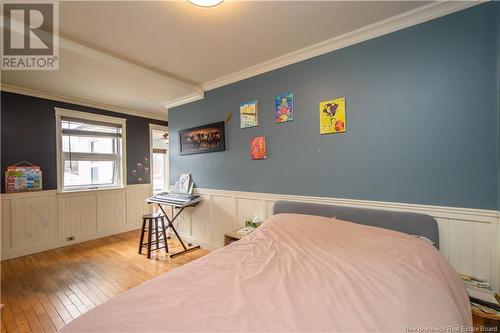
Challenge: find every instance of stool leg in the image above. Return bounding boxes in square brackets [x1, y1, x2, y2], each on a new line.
[155, 218, 160, 250]
[147, 219, 152, 259]
[138, 219, 146, 254]
[161, 217, 168, 254]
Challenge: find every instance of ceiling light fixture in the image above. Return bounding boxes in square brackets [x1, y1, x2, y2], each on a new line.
[187, 0, 223, 8]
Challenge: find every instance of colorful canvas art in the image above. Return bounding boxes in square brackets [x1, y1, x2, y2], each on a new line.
[250, 136, 267, 160]
[319, 97, 346, 134]
[240, 100, 259, 128]
[275, 92, 293, 123]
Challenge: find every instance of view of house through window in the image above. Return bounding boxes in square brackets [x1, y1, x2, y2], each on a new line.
[60, 116, 124, 191]
[151, 127, 168, 193]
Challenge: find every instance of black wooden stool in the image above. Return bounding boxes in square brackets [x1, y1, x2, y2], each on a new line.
[139, 213, 168, 259]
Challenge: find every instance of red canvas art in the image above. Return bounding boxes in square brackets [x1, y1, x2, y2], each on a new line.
[250, 136, 267, 160]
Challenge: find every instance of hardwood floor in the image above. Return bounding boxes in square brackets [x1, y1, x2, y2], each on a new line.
[0, 230, 209, 333]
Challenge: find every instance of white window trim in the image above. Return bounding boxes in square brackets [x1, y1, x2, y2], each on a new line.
[55, 107, 127, 192]
[149, 124, 168, 193]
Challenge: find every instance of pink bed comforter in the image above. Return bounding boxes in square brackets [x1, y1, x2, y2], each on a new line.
[61, 214, 471, 332]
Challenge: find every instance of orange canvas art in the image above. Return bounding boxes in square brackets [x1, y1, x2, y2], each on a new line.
[250, 136, 267, 160]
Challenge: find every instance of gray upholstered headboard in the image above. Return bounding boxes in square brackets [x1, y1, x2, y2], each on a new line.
[272, 201, 439, 249]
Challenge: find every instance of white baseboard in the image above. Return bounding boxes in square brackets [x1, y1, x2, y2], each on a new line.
[1, 184, 152, 260]
[177, 234, 221, 252]
[1, 223, 142, 260]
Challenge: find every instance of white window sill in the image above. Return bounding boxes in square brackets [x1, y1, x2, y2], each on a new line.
[1, 185, 150, 199]
[57, 186, 125, 195]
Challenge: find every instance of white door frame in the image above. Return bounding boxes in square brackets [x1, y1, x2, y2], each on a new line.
[149, 124, 169, 193]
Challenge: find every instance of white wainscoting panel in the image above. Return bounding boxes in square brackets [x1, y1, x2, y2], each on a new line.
[1, 184, 152, 260]
[59, 194, 97, 239]
[211, 195, 236, 246]
[176, 188, 500, 291]
[96, 191, 127, 231]
[191, 195, 212, 242]
[236, 198, 263, 228]
[1, 198, 12, 253]
[10, 192, 58, 249]
[1, 185, 498, 290]
[126, 184, 152, 226]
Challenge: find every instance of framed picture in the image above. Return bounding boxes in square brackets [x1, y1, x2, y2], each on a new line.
[275, 92, 293, 123]
[250, 136, 267, 160]
[179, 121, 225, 156]
[240, 100, 259, 128]
[319, 97, 346, 134]
[177, 173, 191, 193]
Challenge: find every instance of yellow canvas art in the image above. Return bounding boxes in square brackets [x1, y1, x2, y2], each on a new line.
[319, 97, 346, 134]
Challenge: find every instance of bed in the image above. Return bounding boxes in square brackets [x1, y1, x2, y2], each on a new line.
[61, 201, 471, 332]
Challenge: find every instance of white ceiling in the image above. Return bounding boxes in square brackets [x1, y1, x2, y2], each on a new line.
[2, 1, 470, 119]
[58, 1, 427, 84]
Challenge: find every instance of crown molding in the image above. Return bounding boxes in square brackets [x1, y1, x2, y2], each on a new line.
[1, 84, 168, 121]
[163, 91, 205, 110]
[199, 0, 483, 92]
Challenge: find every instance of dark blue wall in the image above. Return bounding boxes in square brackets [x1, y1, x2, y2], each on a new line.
[497, 2, 500, 211]
[1, 91, 168, 191]
[170, 3, 499, 210]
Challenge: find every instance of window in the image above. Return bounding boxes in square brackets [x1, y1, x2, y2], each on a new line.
[90, 140, 97, 153]
[67, 160, 79, 174]
[150, 126, 168, 194]
[56, 108, 126, 192]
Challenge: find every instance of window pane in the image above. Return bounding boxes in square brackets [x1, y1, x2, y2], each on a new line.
[59, 115, 124, 191]
[64, 161, 115, 187]
[62, 136, 117, 154]
[62, 120, 121, 134]
[152, 153, 166, 193]
[152, 129, 168, 150]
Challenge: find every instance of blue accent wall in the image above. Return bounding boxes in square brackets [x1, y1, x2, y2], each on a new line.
[169, 3, 500, 210]
[496, 3, 500, 211]
[1, 91, 168, 191]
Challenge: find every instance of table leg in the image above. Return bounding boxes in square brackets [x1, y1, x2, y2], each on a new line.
[155, 204, 200, 258]
[161, 217, 169, 254]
